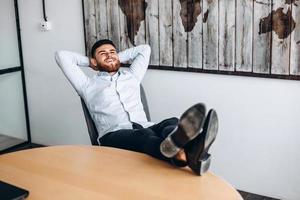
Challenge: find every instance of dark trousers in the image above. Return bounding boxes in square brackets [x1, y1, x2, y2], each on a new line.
[99, 117, 179, 163]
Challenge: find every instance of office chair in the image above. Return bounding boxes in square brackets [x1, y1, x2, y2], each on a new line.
[81, 85, 151, 145]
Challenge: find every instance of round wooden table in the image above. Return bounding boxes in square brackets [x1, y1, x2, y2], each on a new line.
[0, 145, 242, 199]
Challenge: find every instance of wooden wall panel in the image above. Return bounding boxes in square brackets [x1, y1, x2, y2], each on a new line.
[132, 2, 146, 45]
[145, 0, 159, 65]
[236, 0, 253, 72]
[83, 0, 300, 80]
[218, 0, 235, 71]
[253, 0, 272, 74]
[119, 7, 132, 50]
[107, 0, 121, 50]
[158, 0, 173, 66]
[271, 0, 291, 75]
[173, 0, 188, 68]
[290, 1, 300, 75]
[187, 0, 203, 69]
[95, 0, 108, 40]
[203, 0, 218, 70]
[83, 0, 97, 56]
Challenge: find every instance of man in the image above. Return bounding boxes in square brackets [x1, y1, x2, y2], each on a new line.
[55, 39, 218, 175]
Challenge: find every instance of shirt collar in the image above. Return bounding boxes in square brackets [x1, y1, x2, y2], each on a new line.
[98, 70, 121, 81]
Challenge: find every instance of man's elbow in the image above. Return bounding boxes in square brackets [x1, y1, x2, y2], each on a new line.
[140, 44, 151, 56]
[143, 44, 151, 53]
[54, 51, 60, 63]
[55, 50, 62, 59]
[55, 50, 67, 59]
[54, 50, 67, 68]
[54, 50, 68, 66]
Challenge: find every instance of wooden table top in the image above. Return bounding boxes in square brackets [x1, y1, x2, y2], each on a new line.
[0, 145, 242, 200]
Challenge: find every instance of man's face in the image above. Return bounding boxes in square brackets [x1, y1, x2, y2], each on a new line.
[91, 44, 121, 73]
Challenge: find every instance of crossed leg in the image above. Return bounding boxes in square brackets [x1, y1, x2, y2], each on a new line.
[99, 117, 181, 164]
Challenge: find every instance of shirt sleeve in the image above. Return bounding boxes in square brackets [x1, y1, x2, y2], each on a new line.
[118, 44, 151, 82]
[55, 50, 90, 96]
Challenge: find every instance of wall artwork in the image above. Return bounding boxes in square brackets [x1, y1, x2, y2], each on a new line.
[83, 0, 300, 80]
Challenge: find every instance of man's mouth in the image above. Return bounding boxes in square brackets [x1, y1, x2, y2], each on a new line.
[105, 58, 114, 63]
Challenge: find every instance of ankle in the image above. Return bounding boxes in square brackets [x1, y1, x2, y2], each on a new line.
[175, 150, 186, 162]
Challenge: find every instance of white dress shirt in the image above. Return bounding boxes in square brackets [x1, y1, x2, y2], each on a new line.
[55, 45, 154, 142]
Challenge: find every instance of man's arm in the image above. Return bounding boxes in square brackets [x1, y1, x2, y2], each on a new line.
[118, 44, 151, 82]
[55, 51, 90, 96]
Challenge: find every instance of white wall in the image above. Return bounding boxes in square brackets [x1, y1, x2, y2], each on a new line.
[18, 0, 90, 145]
[18, 0, 300, 199]
[142, 70, 300, 200]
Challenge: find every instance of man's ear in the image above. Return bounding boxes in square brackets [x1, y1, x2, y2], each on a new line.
[90, 58, 99, 71]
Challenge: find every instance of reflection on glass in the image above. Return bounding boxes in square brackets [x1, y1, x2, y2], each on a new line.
[0, 72, 27, 140]
[0, 0, 20, 69]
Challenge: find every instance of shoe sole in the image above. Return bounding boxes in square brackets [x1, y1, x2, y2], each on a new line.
[194, 109, 219, 175]
[160, 103, 206, 158]
[202, 109, 218, 157]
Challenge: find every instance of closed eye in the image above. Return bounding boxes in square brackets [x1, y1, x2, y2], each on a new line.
[97, 48, 116, 55]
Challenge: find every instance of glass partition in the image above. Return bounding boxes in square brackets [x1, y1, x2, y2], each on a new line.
[0, 0, 30, 151]
[0, 0, 20, 69]
[0, 72, 27, 140]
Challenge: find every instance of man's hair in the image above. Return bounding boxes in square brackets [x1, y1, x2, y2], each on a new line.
[90, 39, 116, 58]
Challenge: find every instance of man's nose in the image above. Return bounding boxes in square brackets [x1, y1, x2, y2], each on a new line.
[106, 52, 112, 57]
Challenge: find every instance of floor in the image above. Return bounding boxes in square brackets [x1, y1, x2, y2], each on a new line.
[238, 190, 280, 200]
[0, 140, 44, 155]
[0, 141, 281, 200]
[0, 134, 26, 151]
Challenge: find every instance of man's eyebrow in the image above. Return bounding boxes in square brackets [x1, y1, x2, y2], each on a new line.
[98, 49, 116, 53]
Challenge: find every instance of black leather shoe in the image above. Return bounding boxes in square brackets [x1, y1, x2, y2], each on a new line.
[170, 158, 188, 168]
[160, 103, 206, 158]
[185, 109, 218, 176]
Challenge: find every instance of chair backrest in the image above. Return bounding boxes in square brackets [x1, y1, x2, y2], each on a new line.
[81, 85, 151, 145]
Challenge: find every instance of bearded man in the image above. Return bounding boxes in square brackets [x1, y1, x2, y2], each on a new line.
[55, 39, 218, 175]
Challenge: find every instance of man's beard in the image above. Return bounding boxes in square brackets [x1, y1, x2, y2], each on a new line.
[97, 59, 121, 73]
